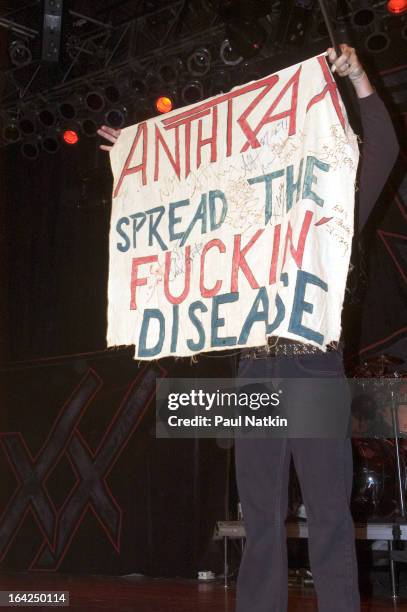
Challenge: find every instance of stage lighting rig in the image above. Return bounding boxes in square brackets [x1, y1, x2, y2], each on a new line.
[105, 106, 127, 129]
[220, 39, 243, 65]
[351, 6, 376, 29]
[187, 48, 212, 76]
[387, 0, 407, 14]
[41, 130, 60, 154]
[63, 129, 79, 145]
[85, 91, 106, 113]
[155, 96, 174, 114]
[81, 118, 99, 137]
[181, 81, 204, 104]
[158, 59, 182, 85]
[2, 122, 21, 144]
[38, 107, 57, 129]
[18, 113, 36, 137]
[9, 39, 32, 67]
[21, 139, 40, 160]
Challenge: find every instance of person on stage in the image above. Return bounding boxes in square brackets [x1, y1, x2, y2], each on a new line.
[98, 45, 399, 612]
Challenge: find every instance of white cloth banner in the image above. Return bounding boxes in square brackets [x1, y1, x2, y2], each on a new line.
[107, 53, 359, 361]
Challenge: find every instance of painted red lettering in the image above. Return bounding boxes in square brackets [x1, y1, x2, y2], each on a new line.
[130, 255, 157, 310]
[200, 239, 225, 298]
[113, 122, 148, 198]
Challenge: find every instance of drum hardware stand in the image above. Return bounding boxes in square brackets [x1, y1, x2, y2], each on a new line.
[388, 381, 407, 599]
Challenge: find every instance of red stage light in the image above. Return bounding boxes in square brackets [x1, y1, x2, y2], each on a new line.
[155, 96, 173, 114]
[387, 0, 407, 14]
[63, 130, 79, 145]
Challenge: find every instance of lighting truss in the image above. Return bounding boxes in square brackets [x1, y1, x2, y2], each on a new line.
[0, 0, 221, 112]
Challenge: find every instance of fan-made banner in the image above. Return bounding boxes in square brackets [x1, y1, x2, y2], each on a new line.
[107, 53, 359, 361]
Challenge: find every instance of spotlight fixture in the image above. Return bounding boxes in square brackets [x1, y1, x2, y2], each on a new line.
[18, 114, 36, 136]
[9, 39, 32, 67]
[3, 122, 21, 144]
[181, 81, 204, 105]
[351, 7, 376, 29]
[105, 106, 127, 129]
[38, 107, 57, 128]
[85, 91, 105, 113]
[187, 48, 211, 76]
[364, 31, 390, 53]
[220, 39, 243, 66]
[155, 96, 174, 114]
[21, 139, 40, 160]
[104, 84, 121, 104]
[81, 117, 98, 137]
[41, 130, 60, 154]
[63, 129, 79, 145]
[387, 0, 407, 14]
[158, 60, 181, 85]
[58, 96, 82, 120]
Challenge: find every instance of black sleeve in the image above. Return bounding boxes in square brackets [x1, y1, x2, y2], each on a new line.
[357, 92, 399, 231]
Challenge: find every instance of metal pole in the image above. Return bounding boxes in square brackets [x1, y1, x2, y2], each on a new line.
[388, 540, 398, 599]
[317, 0, 341, 56]
[390, 389, 406, 519]
[224, 536, 228, 589]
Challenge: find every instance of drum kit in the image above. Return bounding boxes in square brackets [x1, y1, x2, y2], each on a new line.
[351, 354, 407, 522]
[288, 353, 407, 522]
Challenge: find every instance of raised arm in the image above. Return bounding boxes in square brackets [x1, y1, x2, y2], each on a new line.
[327, 45, 399, 231]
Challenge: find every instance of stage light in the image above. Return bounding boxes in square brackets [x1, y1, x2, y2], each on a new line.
[3, 123, 21, 143]
[187, 48, 211, 76]
[105, 106, 127, 129]
[9, 40, 32, 67]
[181, 81, 204, 105]
[38, 107, 57, 128]
[351, 8, 376, 29]
[220, 39, 243, 66]
[58, 97, 81, 120]
[21, 139, 40, 160]
[158, 60, 181, 85]
[18, 114, 36, 136]
[155, 96, 174, 114]
[41, 131, 60, 154]
[81, 117, 98, 137]
[104, 85, 121, 104]
[63, 129, 79, 145]
[85, 91, 105, 113]
[387, 0, 407, 14]
[365, 31, 390, 53]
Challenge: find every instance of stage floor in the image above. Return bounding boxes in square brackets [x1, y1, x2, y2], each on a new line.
[0, 573, 406, 610]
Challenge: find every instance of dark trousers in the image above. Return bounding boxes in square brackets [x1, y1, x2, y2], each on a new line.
[234, 350, 360, 612]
